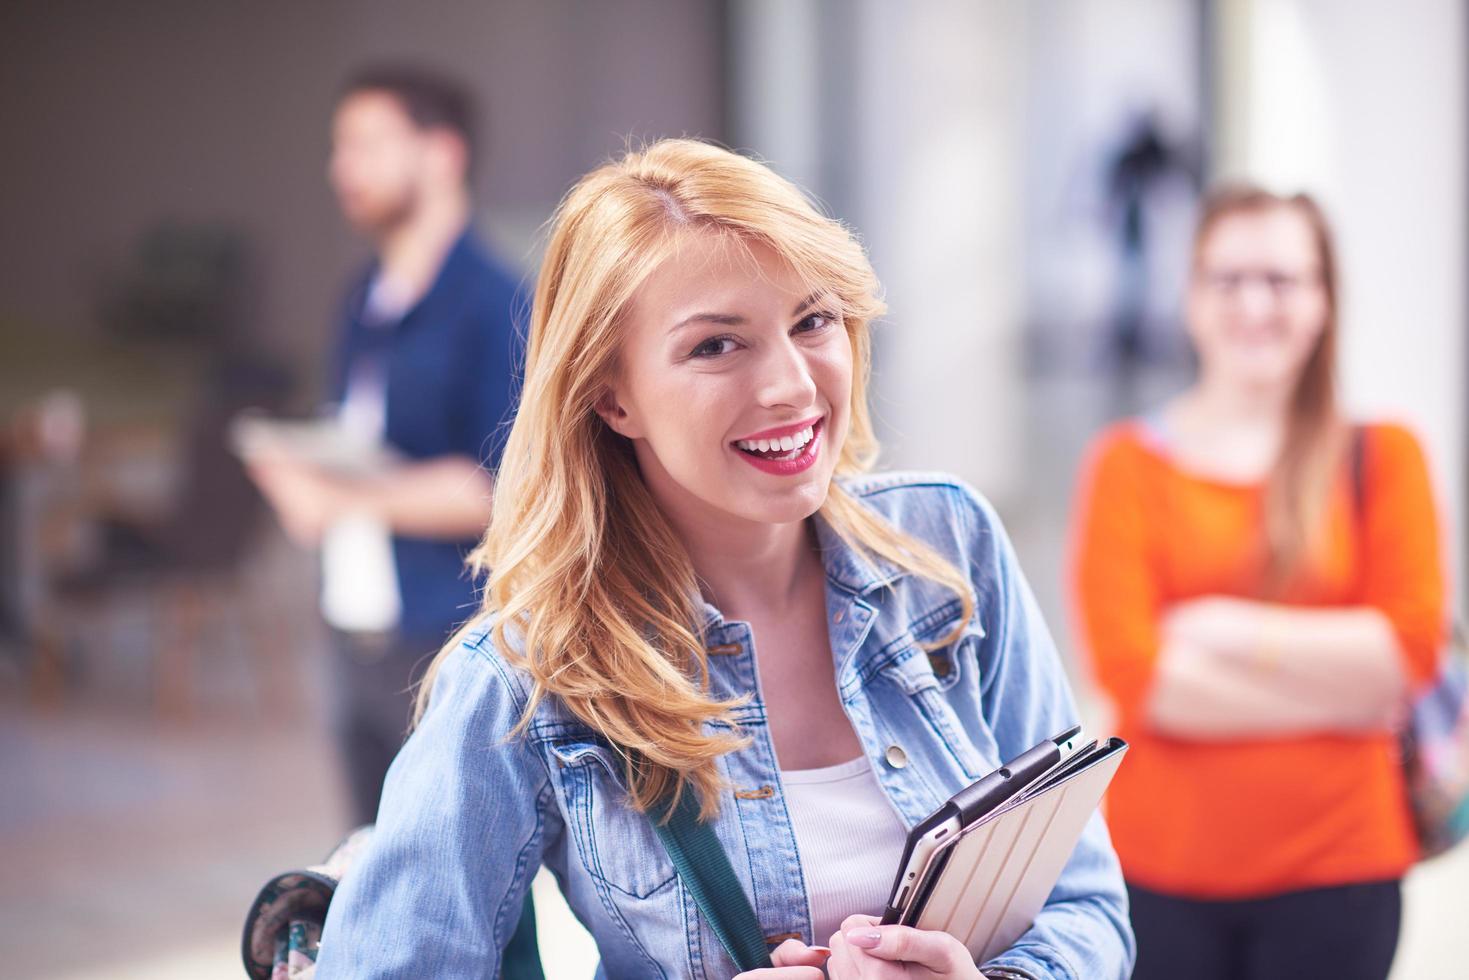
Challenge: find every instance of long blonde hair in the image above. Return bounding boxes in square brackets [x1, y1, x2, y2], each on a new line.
[1191, 185, 1345, 590]
[417, 139, 974, 818]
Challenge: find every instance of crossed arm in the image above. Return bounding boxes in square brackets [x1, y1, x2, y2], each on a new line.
[1146, 597, 1407, 738]
[1072, 426, 1445, 742]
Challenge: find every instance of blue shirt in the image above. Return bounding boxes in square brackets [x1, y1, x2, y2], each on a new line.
[315, 473, 1135, 979]
[331, 230, 523, 639]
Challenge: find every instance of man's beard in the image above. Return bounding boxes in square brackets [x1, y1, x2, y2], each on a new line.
[351, 183, 420, 240]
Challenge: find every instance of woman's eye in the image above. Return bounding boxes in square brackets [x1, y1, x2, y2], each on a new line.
[795, 311, 837, 334]
[690, 335, 737, 358]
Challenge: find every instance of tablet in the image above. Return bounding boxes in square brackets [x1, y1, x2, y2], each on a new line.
[880, 726, 1086, 925]
[890, 737, 1128, 963]
[230, 411, 402, 477]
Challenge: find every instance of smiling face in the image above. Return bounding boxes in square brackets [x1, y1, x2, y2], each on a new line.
[1186, 205, 1331, 394]
[596, 230, 852, 534]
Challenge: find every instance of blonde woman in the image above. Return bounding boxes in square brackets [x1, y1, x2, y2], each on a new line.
[317, 139, 1133, 980]
[1071, 187, 1446, 980]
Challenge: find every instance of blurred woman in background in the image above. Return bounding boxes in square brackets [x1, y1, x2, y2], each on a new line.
[1070, 186, 1446, 980]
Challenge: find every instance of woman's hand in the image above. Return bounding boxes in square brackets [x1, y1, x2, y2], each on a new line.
[732, 937, 833, 979]
[826, 915, 981, 979]
[1162, 595, 1260, 657]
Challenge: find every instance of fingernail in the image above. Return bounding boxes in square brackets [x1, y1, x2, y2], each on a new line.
[845, 928, 882, 948]
[809, 945, 832, 957]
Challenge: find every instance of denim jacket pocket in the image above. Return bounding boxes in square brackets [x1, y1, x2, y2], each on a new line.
[876, 647, 990, 780]
[911, 602, 983, 693]
[544, 736, 679, 900]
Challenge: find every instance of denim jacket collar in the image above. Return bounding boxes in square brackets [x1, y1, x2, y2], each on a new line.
[811, 508, 910, 596]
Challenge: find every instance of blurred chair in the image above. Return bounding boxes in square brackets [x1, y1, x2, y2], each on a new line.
[33, 355, 300, 720]
[1, 391, 85, 698]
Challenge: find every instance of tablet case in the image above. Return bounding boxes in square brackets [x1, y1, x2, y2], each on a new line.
[903, 738, 1127, 963]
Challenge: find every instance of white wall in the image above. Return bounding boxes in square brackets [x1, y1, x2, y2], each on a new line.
[853, 0, 1028, 503]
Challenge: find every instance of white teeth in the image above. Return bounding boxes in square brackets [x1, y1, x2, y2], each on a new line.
[735, 423, 818, 454]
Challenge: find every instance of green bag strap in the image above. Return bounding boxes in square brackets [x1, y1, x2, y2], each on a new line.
[501, 892, 545, 980]
[652, 786, 775, 973]
[500, 775, 774, 976]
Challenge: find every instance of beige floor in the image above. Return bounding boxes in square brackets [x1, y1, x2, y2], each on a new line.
[1, 705, 345, 980]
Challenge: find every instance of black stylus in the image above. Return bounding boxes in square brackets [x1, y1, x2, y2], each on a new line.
[947, 724, 1082, 822]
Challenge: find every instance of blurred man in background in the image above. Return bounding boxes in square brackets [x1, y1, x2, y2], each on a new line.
[248, 65, 521, 826]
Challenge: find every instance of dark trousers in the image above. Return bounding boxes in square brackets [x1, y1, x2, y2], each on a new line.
[328, 629, 440, 826]
[1128, 879, 1402, 980]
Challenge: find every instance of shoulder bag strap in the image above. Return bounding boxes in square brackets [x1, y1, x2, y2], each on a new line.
[652, 787, 774, 972]
[1349, 424, 1366, 522]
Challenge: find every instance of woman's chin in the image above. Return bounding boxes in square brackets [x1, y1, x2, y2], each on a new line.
[1220, 359, 1302, 393]
[736, 476, 831, 526]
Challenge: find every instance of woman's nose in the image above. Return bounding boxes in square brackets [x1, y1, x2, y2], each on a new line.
[755, 339, 818, 408]
[1233, 278, 1280, 320]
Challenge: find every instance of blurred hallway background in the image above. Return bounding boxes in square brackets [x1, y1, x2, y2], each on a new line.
[2, 2, 1463, 977]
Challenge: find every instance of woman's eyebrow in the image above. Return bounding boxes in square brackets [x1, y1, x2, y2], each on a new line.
[670, 291, 827, 334]
[671, 311, 745, 333]
[791, 291, 823, 316]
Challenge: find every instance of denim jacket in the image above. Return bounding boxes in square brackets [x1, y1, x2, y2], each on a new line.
[315, 473, 1135, 979]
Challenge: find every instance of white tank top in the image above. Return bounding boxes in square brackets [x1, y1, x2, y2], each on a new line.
[780, 756, 912, 946]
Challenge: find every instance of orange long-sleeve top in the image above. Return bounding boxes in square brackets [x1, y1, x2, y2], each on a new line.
[1069, 419, 1446, 899]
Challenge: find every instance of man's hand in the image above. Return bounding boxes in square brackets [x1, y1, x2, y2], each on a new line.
[247, 454, 352, 547]
[826, 915, 981, 979]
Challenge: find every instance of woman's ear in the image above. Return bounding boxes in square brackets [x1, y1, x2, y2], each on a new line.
[594, 387, 642, 439]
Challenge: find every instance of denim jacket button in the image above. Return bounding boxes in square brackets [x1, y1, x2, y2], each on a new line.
[884, 745, 909, 769]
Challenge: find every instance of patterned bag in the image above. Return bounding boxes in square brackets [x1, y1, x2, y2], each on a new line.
[1401, 627, 1469, 859]
[1349, 428, 1469, 859]
[242, 826, 545, 980]
[241, 827, 373, 980]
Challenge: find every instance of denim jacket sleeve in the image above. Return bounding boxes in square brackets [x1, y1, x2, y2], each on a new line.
[957, 486, 1136, 980]
[314, 634, 555, 979]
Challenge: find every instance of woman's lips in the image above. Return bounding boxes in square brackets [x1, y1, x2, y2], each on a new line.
[732, 414, 824, 444]
[732, 418, 824, 476]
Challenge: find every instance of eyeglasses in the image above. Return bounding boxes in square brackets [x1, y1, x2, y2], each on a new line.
[1198, 269, 1322, 299]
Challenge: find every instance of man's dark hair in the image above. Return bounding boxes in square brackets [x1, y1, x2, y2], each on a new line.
[341, 65, 480, 177]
